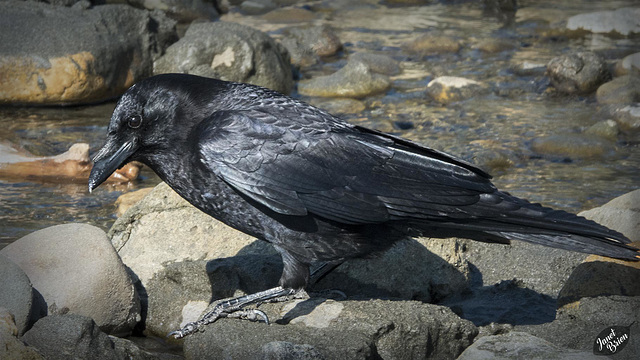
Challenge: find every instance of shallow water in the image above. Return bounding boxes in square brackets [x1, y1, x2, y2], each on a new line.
[1, 0, 639, 247]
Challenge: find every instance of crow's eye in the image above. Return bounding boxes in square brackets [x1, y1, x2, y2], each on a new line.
[127, 114, 142, 129]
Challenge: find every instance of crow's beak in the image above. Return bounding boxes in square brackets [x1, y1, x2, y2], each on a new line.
[88, 137, 138, 192]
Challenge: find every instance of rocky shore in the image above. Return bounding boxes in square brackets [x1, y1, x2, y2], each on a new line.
[1, 0, 640, 359]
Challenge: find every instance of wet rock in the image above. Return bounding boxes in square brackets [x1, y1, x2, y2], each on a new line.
[610, 104, 640, 133]
[404, 34, 462, 56]
[240, 0, 278, 15]
[0, 2, 177, 105]
[596, 75, 640, 105]
[154, 21, 293, 94]
[183, 299, 477, 359]
[0, 142, 141, 184]
[566, 7, 640, 36]
[472, 38, 518, 54]
[261, 7, 318, 23]
[614, 52, 640, 77]
[517, 296, 640, 359]
[22, 314, 119, 360]
[579, 189, 640, 243]
[511, 61, 547, 77]
[426, 76, 489, 104]
[350, 52, 401, 76]
[584, 119, 619, 141]
[0, 224, 140, 336]
[557, 249, 640, 308]
[458, 331, 601, 360]
[280, 25, 342, 66]
[0, 255, 42, 336]
[128, 0, 219, 22]
[546, 51, 609, 95]
[310, 98, 366, 115]
[298, 60, 390, 98]
[530, 133, 616, 160]
[0, 308, 43, 360]
[115, 187, 154, 217]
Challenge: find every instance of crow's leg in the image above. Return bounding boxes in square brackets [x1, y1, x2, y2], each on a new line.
[169, 286, 299, 339]
[307, 261, 347, 299]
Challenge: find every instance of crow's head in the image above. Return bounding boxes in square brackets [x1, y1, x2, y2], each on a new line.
[89, 74, 224, 192]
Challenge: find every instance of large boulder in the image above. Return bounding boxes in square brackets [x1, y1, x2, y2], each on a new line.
[0, 255, 43, 336]
[154, 21, 293, 94]
[0, 1, 177, 105]
[0, 224, 140, 336]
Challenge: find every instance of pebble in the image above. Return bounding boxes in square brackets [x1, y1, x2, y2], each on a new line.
[596, 75, 640, 105]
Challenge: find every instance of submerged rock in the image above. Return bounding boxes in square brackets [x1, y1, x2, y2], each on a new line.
[614, 52, 640, 77]
[298, 60, 390, 98]
[0, 224, 140, 336]
[566, 7, 640, 36]
[426, 76, 489, 104]
[530, 133, 616, 160]
[596, 75, 640, 105]
[546, 51, 609, 95]
[154, 21, 293, 94]
[405, 34, 462, 56]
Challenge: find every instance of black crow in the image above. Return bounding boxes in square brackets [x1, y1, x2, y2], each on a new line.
[89, 73, 638, 338]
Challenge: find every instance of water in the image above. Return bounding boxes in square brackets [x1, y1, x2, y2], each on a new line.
[1, 0, 639, 247]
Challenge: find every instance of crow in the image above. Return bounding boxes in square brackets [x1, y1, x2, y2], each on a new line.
[89, 73, 638, 338]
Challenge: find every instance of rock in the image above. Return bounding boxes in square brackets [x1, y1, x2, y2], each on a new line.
[557, 248, 640, 308]
[426, 76, 489, 104]
[546, 51, 609, 95]
[596, 75, 640, 105]
[350, 52, 401, 76]
[183, 299, 477, 359]
[458, 331, 601, 360]
[610, 104, 640, 133]
[614, 52, 640, 77]
[0, 2, 177, 105]
[566, 8, 640, 36]
[584, 120, 619, 141]
[240, 0, 278, 15]
[128, 0, 219, 22]
[22, 314, 119, 360]
[261, 7, 318, 23]
[298, 60, 390, 98]
[511, 61, 547, 77]
[154, 21, 293, 94]
[530, 133, 616, 160]
[115, 187, 154, 217]
[517, 296, 640, 359]
[309, 98, 366, 115]
[0, 308, 43, 360]
[0, 224, 140, 336]
[472, 38, 518, 54]
[258, 341, 324, 359]
[0, 255, 42, 336]
[404, 34, 462, 56]
[579, 189, 640, 242]
[280, 25, 342, 67]
[110, 336, 184, 360]
[0, 142, 141, 184]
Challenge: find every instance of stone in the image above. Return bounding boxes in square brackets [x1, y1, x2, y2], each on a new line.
[546, 51, 609, 95]
[240, 0, 278, 15]
[0, 1, 177, 105]
[530, 134, 616, 160]
[614, 52, 640, 77]
[0, 255, 42, 336]
[0, 224, 140, 336]
[611, 104, 640, 133]
[405, 34, 462, 56]
[0, 308, 43, 360]
[22, 314, 119, 360]
[584, 120, 619, 141]
[298, 60, 390, 98]
[472, 38, 518, 54]
[280, 25, 342, 66]
[115, 187, 154, 217]
[566, 8, 640, 36]
[154, 21, 293, 94]
[426, 76, 489, 104]
[350, 52, 401, 76]
[310, 98, 366, 115]
[128, 0, 219, 22]
[458, 331, 602, 360]
[596, 75, 640, 105]
[183, 299, 477, 359]
[579, 189, 640, 242]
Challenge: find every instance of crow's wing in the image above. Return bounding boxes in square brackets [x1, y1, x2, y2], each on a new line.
[196, 110, 496, 224]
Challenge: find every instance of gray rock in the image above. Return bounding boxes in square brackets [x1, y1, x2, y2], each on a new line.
[530, 133, 616, 160]
[260, 341, 324, 359]
[110, 336, 184, 360]
[22, 314, 119, 360]
[240, 0, 278, 15]
[546, 51, 609, 95]
[128, 0, 219, 22]
[183, 299, 477, 359]
[579, 189, 640, 243]
[280, 25, 342, 67]
[584, 120, 619, 141]
[298, 60, 390, 98]
[596, 75, 640, 105]
[350, 52, 401, 76]
[404, 34, 462, 56]
[426, 76, 489, 104]
[154, 21, 293, 94]
[614, 52, 640, 77]
[0, 224, 140, 336]
[0, 308, 43, 360]
[0, 1, 177, 105]
[517, 296, 639, 360]
[458, 331, 602, 360]
[0, 254, 42, 335]
[566, 8, 640, 36]
[611, 104, 640, 133]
